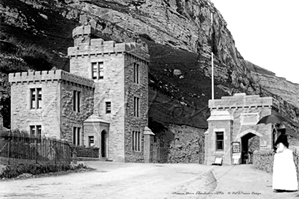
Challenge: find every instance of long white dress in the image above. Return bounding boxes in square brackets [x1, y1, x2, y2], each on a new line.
[272, 143, 298, 191]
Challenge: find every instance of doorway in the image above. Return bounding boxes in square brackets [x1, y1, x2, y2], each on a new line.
[241, 133, 260, 164]
[101, 130, 107, 158]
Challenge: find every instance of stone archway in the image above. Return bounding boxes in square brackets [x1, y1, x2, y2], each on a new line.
[239, 129, 262, 164]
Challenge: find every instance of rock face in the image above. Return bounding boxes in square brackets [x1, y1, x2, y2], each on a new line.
[0, 0, 298, 148]
[168, 124, 205, 163]
[251, 71, 299, 108]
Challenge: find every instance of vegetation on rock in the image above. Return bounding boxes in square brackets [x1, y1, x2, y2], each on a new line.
[0, 0, 298, 144]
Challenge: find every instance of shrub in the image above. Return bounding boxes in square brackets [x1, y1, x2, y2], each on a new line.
[0, 54, 29, 74]
[73, 146, 99, 158]
[0, 163, 73, 179]
[0, 37, 52, 73]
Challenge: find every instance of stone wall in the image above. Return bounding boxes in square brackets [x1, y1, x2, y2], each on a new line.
[69, 46, 127, 161]
[60, 81, 94, 144]
[68, 25, 150, 162]
[124, 53, 149, 162]
[168, 125, 205, 163]
[9, 80, 61, 138]
[9, 70, 94, 141]
[68, 25, 149, 61]
[206, 120, 233, 165]
[83, 120, 109, 149]
[206, 93, 275, 165]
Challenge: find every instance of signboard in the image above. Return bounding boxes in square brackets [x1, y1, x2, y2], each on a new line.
[232, 153, 241, 165]
[232, 142, 240, 153]
[240, 113, 259, 125]
[213, 157, 223, 166]
[233, 157, 240, 164]
[232, 142, 241, 164]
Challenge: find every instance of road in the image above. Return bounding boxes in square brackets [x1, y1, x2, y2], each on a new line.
[0, 162, 298, 199]
[0, 162, 216, 199]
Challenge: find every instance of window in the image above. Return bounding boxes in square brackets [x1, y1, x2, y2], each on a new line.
[132, 131, 141, 152]
[216, 132, 224, 151]
[133, 63, 139, 84]
[73, 91, 81, 112]
[30, 125, 42, 139]
[91, 62, 104, 80]
[133, 97, 140, 117]
[105, 102, 111, 114]
[30, 88, 42, 109]
[88, 136, 94, 147]
[73, 127, 81, 146]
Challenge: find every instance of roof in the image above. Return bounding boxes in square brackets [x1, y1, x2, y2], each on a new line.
[143, 126, 155, 135]
[84, 114, 110, 124]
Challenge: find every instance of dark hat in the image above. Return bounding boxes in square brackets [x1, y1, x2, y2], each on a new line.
[278, 124, 286, 130]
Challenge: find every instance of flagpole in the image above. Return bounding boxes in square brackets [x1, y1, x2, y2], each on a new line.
[211, 12, 214, 100]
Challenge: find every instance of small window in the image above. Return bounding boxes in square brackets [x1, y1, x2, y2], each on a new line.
[216, 131, 224, 151]
[30, 125, 42, 139]
[73, 127, 81, 146]
[88, 136, 94, 147]
[30, 126, 35, 137]
[30, 88, 42, 109]
[105, 102, 111, 114]
[133, 97, 140, 117]
[91, 62, 104, 80]
[132, 131, 141, 152]
[73, 91, 81, 112]
[133, 63, 139, 84]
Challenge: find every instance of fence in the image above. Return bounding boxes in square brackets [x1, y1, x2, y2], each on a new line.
[0, 130, 72, 166]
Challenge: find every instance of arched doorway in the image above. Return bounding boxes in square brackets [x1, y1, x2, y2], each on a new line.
[101, 130, 107, 158]
[239, 130, 262, 164]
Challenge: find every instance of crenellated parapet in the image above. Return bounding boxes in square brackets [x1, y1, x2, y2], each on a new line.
[9, 70, 95, 88]
[209, 93, 275, 110]
[68, 25, 150, 62]
[68, 40, 149, 62]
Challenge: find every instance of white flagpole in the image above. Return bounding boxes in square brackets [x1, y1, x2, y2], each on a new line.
[211, 12, 214, 100]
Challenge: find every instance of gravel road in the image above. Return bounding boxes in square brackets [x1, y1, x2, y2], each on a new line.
[0, 162, 216, 199]
[0, 162, 298, 199]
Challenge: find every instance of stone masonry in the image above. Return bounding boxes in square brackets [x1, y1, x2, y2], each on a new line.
[205, 93, 278, 165]
[9, 24, 151, 163]
[68, 25, 150, 162]
[9, 70, 94, 143]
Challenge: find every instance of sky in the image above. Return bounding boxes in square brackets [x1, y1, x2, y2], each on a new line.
[211, 0, 300, 84]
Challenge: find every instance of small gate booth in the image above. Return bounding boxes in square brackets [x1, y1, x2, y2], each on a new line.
[83, 114, 110, 160]
[205, 93, 278, 165]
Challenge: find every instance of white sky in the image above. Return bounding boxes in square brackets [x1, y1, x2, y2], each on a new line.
[211, 0, 300, 84]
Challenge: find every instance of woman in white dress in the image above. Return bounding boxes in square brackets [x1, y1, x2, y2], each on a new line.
[272, 124, 298, 192]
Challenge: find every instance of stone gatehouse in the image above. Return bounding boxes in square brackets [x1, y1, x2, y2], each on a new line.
[205, 93, 279, 165]
[9, 24, 152, 162]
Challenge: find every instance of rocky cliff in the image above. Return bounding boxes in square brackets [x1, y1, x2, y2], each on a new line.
[0, 0, 298, 141]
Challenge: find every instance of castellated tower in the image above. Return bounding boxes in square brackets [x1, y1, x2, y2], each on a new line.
[68, 25, 150, 162]
[9, 70, 94, 142]
[205, 93, 278, 165]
